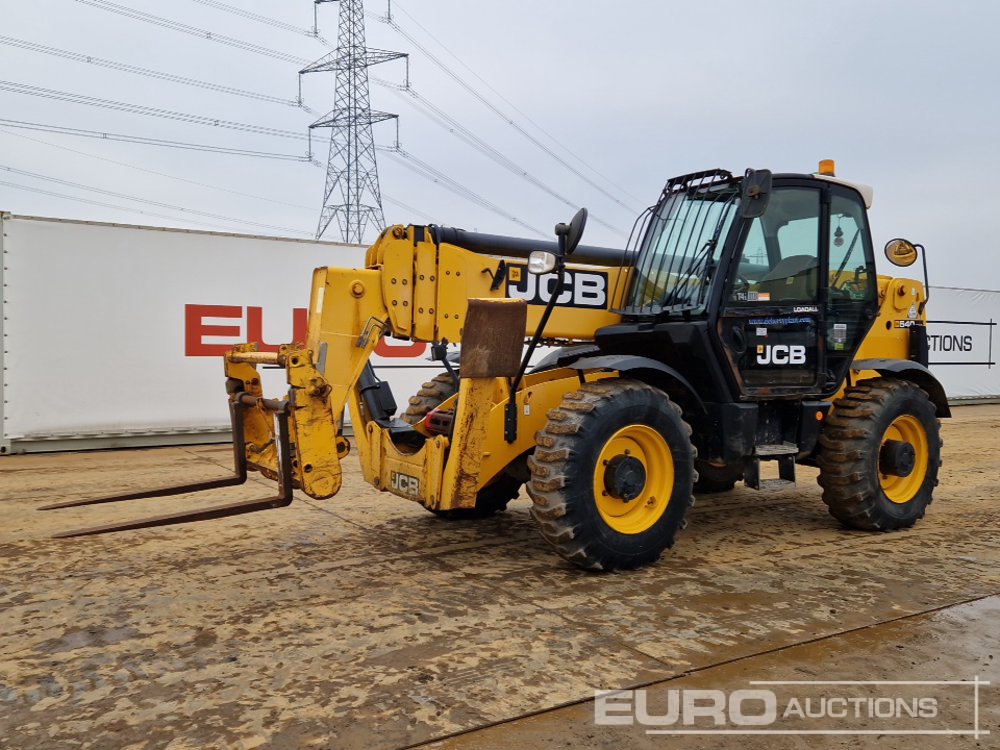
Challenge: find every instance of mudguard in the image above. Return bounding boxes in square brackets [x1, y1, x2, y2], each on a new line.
[562, 353, 706, 414]
[853, 359, 951, 417]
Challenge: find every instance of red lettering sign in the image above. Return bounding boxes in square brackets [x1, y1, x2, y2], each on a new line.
[185, 304, 427, 359]
[184, 304, 242, 356]
[375, 339, 426, 357]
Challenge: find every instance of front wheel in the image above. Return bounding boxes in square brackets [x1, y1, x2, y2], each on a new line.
[817, 378, 941, 530]
[527, 379, 696, 571]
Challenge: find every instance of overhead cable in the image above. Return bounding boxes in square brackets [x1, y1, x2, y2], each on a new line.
[188, 0, 332, 45]
[375, 9, 638, 215]
[0, 120, 524, 232]
[0, 36, 308, 110]
[390, 0, 642, 204]
[379, 145, 546, 237]
[0, 81, 309, 141]
[374, 76, 624, 237]
[0, 178, 304, 235]
[1, 128, 441, 227]
[0, 127, 315, 211]
[0, 118, 312, 161]
[73, 0, 310, 65]
[0, 164, 311, 235]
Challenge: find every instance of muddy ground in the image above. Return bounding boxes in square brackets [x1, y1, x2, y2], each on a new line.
[1, 406, 997, 749]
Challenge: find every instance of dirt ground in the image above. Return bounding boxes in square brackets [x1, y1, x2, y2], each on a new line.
[1, 406, 998, 750]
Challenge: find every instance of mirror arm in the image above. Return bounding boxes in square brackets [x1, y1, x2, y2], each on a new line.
[505, 253, 567, 444]
[917, 243, 930, 313]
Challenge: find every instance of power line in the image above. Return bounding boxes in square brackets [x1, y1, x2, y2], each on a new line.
[73, 0, 310, 65]
[381, 193, 435, 223]
[0, 127, 443, 228]
[64, 0, 633, 231]
[374, 76, 624, 237]
[0, 36, 308, 110]
[389, 0, 642, 205]
[66, 0, 626, 230]
[188, 0, 331, 45]
[374, 8, 639, 215]
[0, 126, 316, 211]
[379, 146, 546, 237]
[0, 178, 299, 235]
[0, 119, 524, 233]
[0, 164, 312, 235]
[0, 118, 312, 161]
[0, 81, 310, 141]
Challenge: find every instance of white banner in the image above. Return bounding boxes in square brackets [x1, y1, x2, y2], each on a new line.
[926, 287, 999, 399]
[0, 215, 437, 452]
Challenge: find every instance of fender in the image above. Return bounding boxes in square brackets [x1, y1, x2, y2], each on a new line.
[566, 354, 706, 414]
[530, 344, 601, 373]
[853, 359, 951, 417]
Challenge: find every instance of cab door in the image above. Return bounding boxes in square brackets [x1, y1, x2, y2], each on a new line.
[718, 186, 825, 396]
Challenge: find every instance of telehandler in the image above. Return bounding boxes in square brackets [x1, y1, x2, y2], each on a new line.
[45, 161, 948, 571]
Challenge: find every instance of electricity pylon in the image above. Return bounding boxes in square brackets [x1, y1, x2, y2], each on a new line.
[302, 0, 406, 242]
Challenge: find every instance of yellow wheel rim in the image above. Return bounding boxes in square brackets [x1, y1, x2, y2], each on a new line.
[593, 424, 673, 534]
[879, 415, 929, 504]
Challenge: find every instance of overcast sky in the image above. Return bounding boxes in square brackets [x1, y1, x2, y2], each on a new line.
[1, 0, 997, 287]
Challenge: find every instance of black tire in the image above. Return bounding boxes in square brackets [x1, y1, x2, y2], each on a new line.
[401, 373, 457, 425]
[527, 379, 696, 571]
[817, 378, 941, 530]
[694, 461, 743, 493]
[401, 372, 520, 518]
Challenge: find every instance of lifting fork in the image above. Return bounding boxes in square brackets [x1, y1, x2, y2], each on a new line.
[39, 393, 295, 537]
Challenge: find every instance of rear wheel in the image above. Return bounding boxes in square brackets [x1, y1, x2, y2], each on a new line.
[527, 379, 696, 571]
[402, 373, 457, 425]
[817, 378, 941, 530]
[402, 372, 520, 518]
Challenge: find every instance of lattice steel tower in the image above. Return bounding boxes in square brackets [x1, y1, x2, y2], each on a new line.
[302, 0, 405, 242]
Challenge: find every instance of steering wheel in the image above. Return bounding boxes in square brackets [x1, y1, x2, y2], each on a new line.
[731, 273, 751, 298]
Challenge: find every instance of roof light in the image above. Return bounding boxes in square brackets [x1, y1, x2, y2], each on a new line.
[818, 159, 836, 176]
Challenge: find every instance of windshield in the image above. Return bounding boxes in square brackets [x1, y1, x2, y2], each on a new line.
[625, 187, 739, 313]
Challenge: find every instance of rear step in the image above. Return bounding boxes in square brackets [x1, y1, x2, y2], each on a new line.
[744, 443, 799, 490]
[38, 393, 295, 537]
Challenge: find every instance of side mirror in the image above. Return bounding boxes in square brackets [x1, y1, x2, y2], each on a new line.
[740, 169, 772, 218]
[884, 238, 919, 267]
[528, 250, 557, 275]
[555, 207, 588, 256]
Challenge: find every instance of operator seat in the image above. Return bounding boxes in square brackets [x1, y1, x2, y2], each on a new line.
[756, 254, 818, 301]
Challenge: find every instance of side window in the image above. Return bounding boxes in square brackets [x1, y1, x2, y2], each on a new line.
[826, 191, 877, 357]
[828, 194, 875, 301]
[731, 188, 821, 303]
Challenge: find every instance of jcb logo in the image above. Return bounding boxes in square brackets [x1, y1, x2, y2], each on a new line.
[756, 344, 807, 366]
[506, 265, 608, 309]
[390, 471, 421, 497]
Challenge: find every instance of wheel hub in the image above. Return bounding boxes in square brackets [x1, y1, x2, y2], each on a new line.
[879, 439, 916, 478]
[603, 455, 647, 501]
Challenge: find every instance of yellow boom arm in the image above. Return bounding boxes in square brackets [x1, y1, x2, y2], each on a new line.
[221, 224, 627, 512]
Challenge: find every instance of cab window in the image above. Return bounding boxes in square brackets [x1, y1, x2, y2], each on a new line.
[730, 188, 821, 303]
[828, 193, 875, 301]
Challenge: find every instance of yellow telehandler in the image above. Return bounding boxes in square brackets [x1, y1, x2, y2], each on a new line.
[45, 162, 948, 571]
